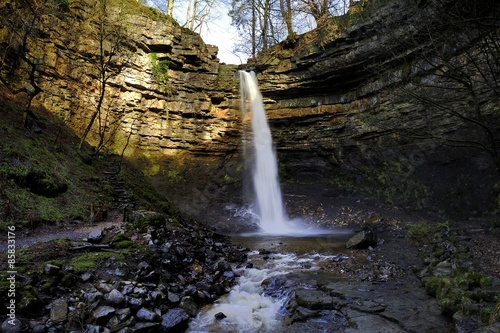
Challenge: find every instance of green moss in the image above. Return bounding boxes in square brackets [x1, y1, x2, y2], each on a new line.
[425, 267, 498, 317]
[18, 285, 40, 311]
[150, 53, 170, 90]
[69, 252, 124, 274]
[113, 240, 134, 249]
[408, 221, 449, 245]
[481, 307, 493, 323]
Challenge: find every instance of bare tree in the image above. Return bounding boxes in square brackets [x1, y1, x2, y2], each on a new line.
[0, 0, 60, 127]
[78, 0, 131, 151]
[386, 0, 500, 171]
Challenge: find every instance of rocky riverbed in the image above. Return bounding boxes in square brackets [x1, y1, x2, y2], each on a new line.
[1, 184, 499, 332]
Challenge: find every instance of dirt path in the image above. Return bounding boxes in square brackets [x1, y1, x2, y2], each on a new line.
[0, 220, 122, 252]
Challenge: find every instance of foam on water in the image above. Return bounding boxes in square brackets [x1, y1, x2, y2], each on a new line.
[187, 251, 345, 332]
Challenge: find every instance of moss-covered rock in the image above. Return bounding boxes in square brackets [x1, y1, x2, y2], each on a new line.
[128, 210, 166, 232]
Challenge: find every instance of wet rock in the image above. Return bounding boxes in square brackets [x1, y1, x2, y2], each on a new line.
[44, 264, 61, 276]
[167, 291, 180, 304]
[135, 308, 159, 322]
[125, 296, 143, 309]
[50, 298, 68, 322]
[214, 312, 227, 320]
[104, 289, 125, 306]
[161, 308, 189, 332]
[132, 322, 160, 333]
[85, 324, 107, 333]
[88, 230, 103, 243]
[1, 318, 22, 333]
[96, 282, 113, 294]
[180, 296, 198, 317]
[93, 305, 116, 325]
[295, 289, 333, 310]
[32, 324, 46, 333]
[346, 230, 378, 249]
[292, 306, 320, 321]
[81, 272, 94, 282]
[84, 291, 103, 303]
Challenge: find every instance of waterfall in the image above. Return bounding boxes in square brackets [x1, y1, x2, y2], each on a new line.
[239, 71, 293, 234]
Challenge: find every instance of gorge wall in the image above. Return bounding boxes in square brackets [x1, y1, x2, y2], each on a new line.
[1, 0, 499, 220]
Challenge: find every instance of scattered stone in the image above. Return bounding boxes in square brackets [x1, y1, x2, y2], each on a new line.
[346, 230, 378, 249]
[135, 308, 159, 322]
[167, 291, 180, 304]
[44, 264, 61, 276]
[104, 289, 125, 306]
[214, 312, 227, 320]
[85, 324, 106, 333]
[161, 308, 189, 332]
[132, 322, 160, 333]
[84, 292, 103, 303]
[81, 272, 94, 282]
[433, 261, 453, 276]
[125, 296, 143, 309]
[180, 296, 198, 317]
[96, 282, 113, 294]
[195, 282, 211, 292]
[1, 318, 22, 333]
[93, 306, 116, 325]
[88, 229, 104, 243]
[50, 298, 68, 322]
[32, 325, 46, 333]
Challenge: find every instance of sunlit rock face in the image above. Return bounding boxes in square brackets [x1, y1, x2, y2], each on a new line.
[2, 0, 498, 216]
[33, 4, 240, 155]
[0, 0, 244, 216]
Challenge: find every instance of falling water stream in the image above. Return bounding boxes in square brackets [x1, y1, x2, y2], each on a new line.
[239, 70, 292, 234]
[187, 71, 351, 332]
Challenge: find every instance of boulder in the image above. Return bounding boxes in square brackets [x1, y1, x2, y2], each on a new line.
[93, 306, 116, 325]
[135, 308, 159, 322]
[295, 289, 333, 310]
[50, 298, 68, 322]
[104, 289, 125, 306]
[1, 318, 22, 333]
[161, 308, 189, 332]
[346, 231, 378, 249]
[88, 229, 104, 243]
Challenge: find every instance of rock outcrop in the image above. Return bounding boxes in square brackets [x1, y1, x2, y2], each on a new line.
[243, 0, 500, 214]
[1, 0, 498, 218]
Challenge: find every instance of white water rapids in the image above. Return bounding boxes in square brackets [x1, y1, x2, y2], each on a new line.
[187, 250, 348, 333]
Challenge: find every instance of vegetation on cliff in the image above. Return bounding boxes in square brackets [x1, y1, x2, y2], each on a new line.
[0, 89, 180, 230]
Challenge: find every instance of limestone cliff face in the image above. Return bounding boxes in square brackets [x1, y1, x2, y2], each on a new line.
[0, 0, 241, 157]
[2, 0, 498, 217]
[242, 0, 500, 213]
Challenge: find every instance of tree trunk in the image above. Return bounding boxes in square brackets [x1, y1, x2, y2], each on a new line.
[167, 0, 174, 16]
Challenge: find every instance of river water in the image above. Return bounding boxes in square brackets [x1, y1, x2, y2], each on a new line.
[187, 232, 353, 333]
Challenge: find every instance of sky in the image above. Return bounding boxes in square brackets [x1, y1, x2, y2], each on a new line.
[164, 1, 246, 65]
[198, 11, 246, 64]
